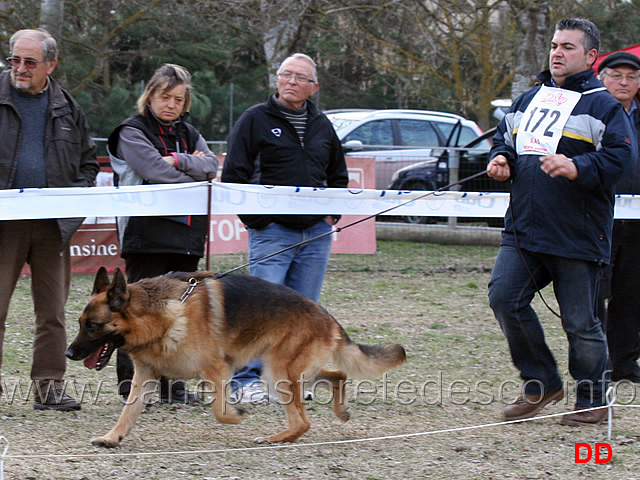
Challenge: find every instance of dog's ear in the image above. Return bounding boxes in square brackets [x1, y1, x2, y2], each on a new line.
[92, 267, 111, 295]
[107, 268, 129, 312]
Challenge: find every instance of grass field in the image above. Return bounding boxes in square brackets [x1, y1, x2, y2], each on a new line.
[0, 240, 638, 479]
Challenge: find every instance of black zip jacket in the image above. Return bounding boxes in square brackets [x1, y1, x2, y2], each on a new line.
[221, 95, 348, 230]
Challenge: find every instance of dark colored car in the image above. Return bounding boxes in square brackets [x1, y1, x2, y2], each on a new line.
[388, 126, 507, 225]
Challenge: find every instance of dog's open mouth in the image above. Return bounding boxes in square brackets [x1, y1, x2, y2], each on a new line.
[84, 342, 116, 370]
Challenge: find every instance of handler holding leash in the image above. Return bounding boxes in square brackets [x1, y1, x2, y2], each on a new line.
[487, 18, 636, 425]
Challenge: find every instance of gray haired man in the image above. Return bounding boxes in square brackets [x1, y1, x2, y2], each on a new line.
[0, 29, 98, 410]
[597, 51, 640, 384]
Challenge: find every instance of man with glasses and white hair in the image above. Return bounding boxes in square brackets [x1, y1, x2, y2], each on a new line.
[222, 53, 348, 402]
[0, 29, 98, 410]
[597, 51, 640, 385]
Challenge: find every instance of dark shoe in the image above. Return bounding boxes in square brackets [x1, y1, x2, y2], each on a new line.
[159, 391, 196, 404]
[560, 406, 608, 426]
[34, 390, 81, 411]
[159, 379, 195, 404]
[611, 371, 640, 384]
[504, 387, 563, 421]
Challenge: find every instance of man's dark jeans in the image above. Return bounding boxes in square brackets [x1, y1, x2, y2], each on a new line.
[489, 246, 609, 407]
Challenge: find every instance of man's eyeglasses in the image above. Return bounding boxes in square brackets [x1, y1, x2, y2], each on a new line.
[277, 71, 315, 84]
[605, 72, 639, 83]
[5, 56, 43, 70]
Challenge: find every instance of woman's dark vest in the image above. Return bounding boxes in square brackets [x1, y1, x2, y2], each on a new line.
[108, 111, 208, 258]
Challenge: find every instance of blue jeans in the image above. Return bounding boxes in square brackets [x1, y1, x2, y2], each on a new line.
[232, 220, 334, 388]
[488, 246, 609, 407]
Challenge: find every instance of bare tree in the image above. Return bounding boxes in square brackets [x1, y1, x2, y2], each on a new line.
[509, 0, 550, 98]
[324, 0, 517, 128]
[209, 0, 323, 88]
[66, 0, 163, 94]
[0, 0, 14, 41]
[40, 0, 63, 40]
[260, 0, 319, 87]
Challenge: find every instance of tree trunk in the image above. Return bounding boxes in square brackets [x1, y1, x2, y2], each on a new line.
[260, 0, 317, 89]
[511, 1, 550, 98]
[39, 0, 64, 41]
[262, 17, 299, 89]
[0, 1, 13, 42]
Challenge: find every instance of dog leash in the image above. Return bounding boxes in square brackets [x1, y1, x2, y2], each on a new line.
[508, 190, 562, 319]
[214, 170, 489, 279]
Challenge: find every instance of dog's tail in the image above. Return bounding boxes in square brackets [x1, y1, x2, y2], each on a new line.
[332, 325, 406, 379]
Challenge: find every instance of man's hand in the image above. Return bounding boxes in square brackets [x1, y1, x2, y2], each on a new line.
[540, 154, 577, 180]
[487, 155, 511, 181]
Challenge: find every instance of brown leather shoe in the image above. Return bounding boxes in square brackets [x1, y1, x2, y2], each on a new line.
[560, 406, 608, 426]
[504, 387, 564, 421]
[33, 380, 81, 411]
[34, 390, 81, 411]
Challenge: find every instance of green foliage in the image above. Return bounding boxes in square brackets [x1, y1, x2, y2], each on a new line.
[570, 0, 640, 52]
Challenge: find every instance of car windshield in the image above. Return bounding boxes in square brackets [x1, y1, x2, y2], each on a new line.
[440, 124, 488, 150]
[464, 127, 495, 152]
[460, 127, 488, 150]
[328, 117, 361, 132]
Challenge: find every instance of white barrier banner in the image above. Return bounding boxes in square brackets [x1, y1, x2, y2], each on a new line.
[2, 182, 640, 220]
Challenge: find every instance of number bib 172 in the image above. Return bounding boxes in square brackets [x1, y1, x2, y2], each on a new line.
[515, 86, 582, 156]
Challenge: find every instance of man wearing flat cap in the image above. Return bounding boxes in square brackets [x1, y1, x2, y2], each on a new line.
[597, 51, 640, 384]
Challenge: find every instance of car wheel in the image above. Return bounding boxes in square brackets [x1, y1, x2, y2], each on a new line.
[401, 180, 437, 224]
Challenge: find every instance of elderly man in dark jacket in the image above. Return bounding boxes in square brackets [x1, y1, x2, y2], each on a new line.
[0, 29, 98, 411]
[221, 53, 348, 402]
[597, 51, 640, 385]
[487, 18, 636, 426]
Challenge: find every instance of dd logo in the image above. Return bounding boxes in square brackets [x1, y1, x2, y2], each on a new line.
[574, 443, 612, 464]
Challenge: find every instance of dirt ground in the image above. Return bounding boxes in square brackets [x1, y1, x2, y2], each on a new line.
[1, 241, 639, 479]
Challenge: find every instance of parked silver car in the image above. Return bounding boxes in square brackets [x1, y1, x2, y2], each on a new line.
[326, 109, 485, 189]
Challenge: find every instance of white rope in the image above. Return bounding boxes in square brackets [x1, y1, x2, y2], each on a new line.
[2, 402, 636, 461]
[0, 436, 9, 480]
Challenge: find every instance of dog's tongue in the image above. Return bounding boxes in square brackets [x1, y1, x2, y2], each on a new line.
[83, 348, 102, 370]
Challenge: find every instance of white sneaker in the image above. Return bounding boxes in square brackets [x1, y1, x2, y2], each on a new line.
[231, 383, 269, 404]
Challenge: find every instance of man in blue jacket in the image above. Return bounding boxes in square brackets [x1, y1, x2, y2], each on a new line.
[221, 53, 348, 402]
[487, 18, 636, 425]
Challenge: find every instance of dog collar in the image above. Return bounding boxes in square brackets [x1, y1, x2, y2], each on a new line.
[180, 278, 199, 304]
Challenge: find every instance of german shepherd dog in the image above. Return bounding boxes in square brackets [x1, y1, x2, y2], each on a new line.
[65, 267, 406, 447]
